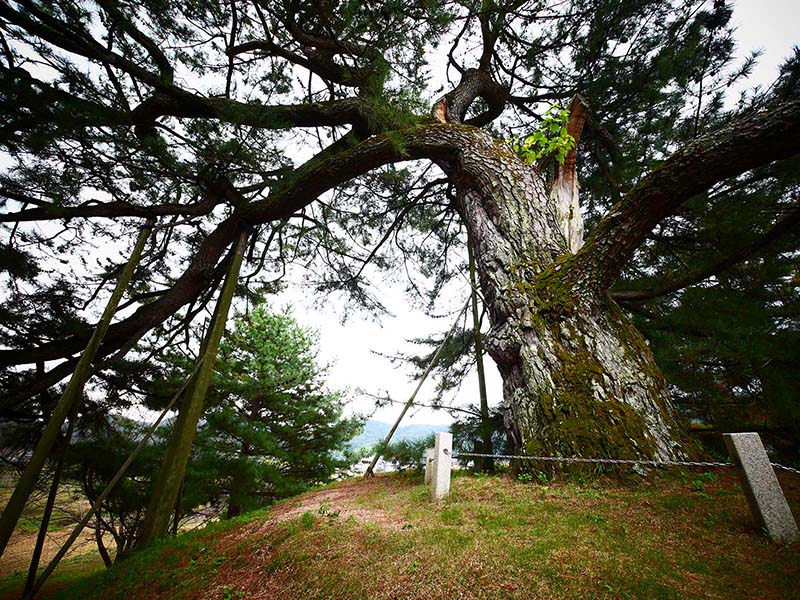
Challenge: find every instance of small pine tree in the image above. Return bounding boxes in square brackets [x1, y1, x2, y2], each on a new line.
[195, 306, 363, 518]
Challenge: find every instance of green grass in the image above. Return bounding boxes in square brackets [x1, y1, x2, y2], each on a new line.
[13, 512, 76, 534]
[0, 553, 106, 600]
[3, 471, 798, 600]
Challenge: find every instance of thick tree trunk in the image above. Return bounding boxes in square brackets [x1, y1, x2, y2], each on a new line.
[450, 128, 686, 461]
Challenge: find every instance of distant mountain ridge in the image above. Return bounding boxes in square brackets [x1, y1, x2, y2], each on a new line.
[347, 419, 444, 450]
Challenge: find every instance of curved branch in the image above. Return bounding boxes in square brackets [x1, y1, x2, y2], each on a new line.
[567, 97, 800, 291]
[0, 120, 477, 367]
[610, 203, 800, 302]
[95, 0, 174, 84]
[0, 215, 244, 366]
[431, 68, 506, 126]
[0, 186, 227, 223]
[228, 40, 369, 87]
[9, 101, 714, 369]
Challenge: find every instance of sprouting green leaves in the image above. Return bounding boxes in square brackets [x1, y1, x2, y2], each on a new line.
[509, 104, 575, 165]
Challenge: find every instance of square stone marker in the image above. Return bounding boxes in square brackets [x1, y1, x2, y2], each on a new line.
[424, 448, 434, 486]
[723, 432, 799, 544]
[431, 432, 452, 501]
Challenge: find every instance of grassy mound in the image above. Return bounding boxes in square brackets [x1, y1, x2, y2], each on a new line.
[3, 470, 799, 600]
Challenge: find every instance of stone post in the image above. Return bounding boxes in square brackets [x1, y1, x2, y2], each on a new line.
[424, 448, 434, 486]
[723, 432, 799, 544]
[431, 432, 452, 501]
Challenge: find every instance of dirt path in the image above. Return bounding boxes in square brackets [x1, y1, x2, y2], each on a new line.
[234, 476, 410, 543]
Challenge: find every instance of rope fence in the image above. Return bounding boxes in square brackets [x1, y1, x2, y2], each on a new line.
[451, 452, 800, 475]
[425, 432, 799, 543]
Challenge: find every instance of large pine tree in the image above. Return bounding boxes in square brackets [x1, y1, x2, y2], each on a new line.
[0, 0, 798, 473]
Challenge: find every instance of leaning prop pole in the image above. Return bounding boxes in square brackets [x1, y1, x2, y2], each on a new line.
[364, 299, 469, 478]
[468, 239, 493, 472]
[135, 229, 248, 548]
[21, 401, 79, 599]
[0, 221, 154, 558]
[29, 360, 204, 597]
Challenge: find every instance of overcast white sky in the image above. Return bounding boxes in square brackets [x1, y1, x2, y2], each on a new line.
[269, 0, 800, 427]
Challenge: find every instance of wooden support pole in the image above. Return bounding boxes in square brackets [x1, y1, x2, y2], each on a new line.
[0, 221, 153, 558]
[30, 359, 204, 596]
[135, 230, 248, 548]
[468, 238, 493, 472]
[21, 400, 79, 599]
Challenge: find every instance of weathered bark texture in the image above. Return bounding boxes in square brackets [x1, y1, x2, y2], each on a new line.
[439, 126, 685, 461]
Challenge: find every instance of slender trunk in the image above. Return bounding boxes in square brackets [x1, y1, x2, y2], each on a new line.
[226, 476, 244, 519]
[171, 475, 184, 535]
[227, 403, 255, 519]
[468, 239, 493, 472]
[450, 128, 686, 461]
[226, 440, 250, 520]
[135, 230, 248, 548]
[0, 222, 153, 558]
[94, 521, 113, 568]
[21, 402, 79, 599]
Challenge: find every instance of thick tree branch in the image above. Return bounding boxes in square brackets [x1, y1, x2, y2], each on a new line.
[1, 5, 366, 132]
[0, 214, 244, 367]
[432, 68, 506, 126]
[0, 184, 229, 223]
[0, 1, 168, 90]
[130, 93, 364, 130]
[568, 97, 800, 291]
[0, 67, 131, 135]
[0, 121, 473, 367]
[478, 1, 501, 71]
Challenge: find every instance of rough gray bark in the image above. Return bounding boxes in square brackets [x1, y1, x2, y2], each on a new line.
[442, 126, 685, 460]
